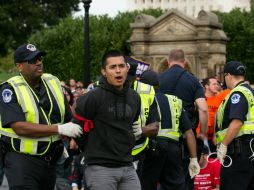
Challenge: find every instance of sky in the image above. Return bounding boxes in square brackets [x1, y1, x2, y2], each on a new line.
[73, 0, 129, 17]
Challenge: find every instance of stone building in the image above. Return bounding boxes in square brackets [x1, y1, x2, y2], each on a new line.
[128, 0, 250, 18]
[129, 10, 228, 79]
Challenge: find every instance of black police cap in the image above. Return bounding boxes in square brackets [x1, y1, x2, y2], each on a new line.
[223, 61, 246, 76]
[139, 70, 159, 86]
[14, 44, 46, 64]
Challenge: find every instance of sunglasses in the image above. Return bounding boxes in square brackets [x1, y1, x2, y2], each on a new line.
[27, 56, 43, 64]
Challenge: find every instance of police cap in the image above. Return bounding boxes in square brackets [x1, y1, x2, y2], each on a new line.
[14, 44, 46, 64]
[223, 61, 246, 76]
[139, 70, 159, 87]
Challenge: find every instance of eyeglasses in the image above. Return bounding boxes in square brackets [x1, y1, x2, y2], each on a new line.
[27, 56, 42, 64]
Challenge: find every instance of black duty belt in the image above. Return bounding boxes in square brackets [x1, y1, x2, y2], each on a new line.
[3, 140, 64, 165]
[228, 136, 254, 156]
[32, 140, 64, 165]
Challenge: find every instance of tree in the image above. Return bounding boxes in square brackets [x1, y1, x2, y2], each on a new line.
[29, 9, 164, 82]
[216, 6, 254, 82]
[0, 0, 80, 56]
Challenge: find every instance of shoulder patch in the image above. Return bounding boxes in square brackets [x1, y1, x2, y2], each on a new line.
[2, 89, 13, 103]
[231, 93, 241, 104]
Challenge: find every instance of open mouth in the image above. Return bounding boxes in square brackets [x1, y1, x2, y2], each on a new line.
[115, 76, 123, 80]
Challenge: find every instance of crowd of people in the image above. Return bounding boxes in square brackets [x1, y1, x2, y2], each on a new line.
[58, 75, 225, 190]
[0, 43, 254, 190]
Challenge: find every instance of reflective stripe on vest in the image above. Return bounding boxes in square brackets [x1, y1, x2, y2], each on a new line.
[132, 81, 155, 156]
[42, 74, 65, 124]
[216, 85, 254, 143]
[0, 74, 64, 155]
[133, 81, 155, 127]
[156, 94, 182, 141]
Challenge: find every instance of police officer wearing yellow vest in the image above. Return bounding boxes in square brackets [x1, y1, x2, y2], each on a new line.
[125, 58, 159, 178]
[0, 44, 82, 190]
[139, 70, 199, 190]
[132, 74, 160, 178]
[216, 61, 254, 190]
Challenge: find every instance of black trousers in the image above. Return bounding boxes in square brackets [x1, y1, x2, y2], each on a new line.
[141, 138, 187, 190]
[221, 154, 254, 190]
[133, 150, 146, 179]
[4, 151, 56, 190]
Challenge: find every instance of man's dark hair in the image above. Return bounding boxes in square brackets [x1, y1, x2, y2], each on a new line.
[168, 49, 185, 63]
[101, 50, 125, 68]
[202, 77, 216, 87]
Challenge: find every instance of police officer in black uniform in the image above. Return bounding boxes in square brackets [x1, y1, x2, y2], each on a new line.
[159, 49, 208, 189]
[125, 61, 160, 179]
[139, 70, 199, 190]
[0, 44, 82, 190]
[159, 49, 208, 140]
[216, 61, 254, 190]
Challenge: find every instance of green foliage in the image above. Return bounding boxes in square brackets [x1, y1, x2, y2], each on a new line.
[29, 9, 165, 82]
[4, 4, 254, 82]
[217, 6, 254, 82]
[3, 3, 254, 83]
[0, 50, 14, 71]
[215, 1, 254, 82]
[0, 71, 17, 83]
[29, 17, 84, 81]
[0, 0, 80, 56]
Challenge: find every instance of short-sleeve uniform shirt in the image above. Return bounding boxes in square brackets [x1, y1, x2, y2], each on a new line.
[0, 82, 72, 128]
[218, 82, 250, 132]
[159, 65, 205, 118]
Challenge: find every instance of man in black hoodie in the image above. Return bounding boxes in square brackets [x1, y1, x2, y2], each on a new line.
[73, 50, 141, 190]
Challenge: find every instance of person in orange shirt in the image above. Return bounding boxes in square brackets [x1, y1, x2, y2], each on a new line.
[216, 88, 231, 103]
[197, 78, 231, 151]
[203, 77, 221, 152]
[196, 77, 220, 152]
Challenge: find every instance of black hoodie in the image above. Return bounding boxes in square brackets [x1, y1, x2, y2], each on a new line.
[74, 77, 141, 166]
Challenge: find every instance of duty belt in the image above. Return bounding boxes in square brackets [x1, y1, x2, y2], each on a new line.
[228, 136, 254, 156]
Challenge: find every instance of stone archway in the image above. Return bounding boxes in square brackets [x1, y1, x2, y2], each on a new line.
[129, 9, 228, 79]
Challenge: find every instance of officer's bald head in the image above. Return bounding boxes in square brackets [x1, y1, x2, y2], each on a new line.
[168, 49, 185, 63]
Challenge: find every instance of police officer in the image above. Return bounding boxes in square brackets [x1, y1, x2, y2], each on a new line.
[159, 49, 208, 189]
[125, 58, 159, 159]
[0, 43, 82, 190]
[139, 70, 200, 190]
[216, 61, 254, 190]
[130, 69, 160, 178]
[159, 49, 208, 141]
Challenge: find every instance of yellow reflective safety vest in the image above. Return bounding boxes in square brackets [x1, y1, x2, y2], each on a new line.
[216, 84, 254, 143]
[155, 93, 182, 141]
[132, 81, 155, 156]
[0, 73, 65, 155]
